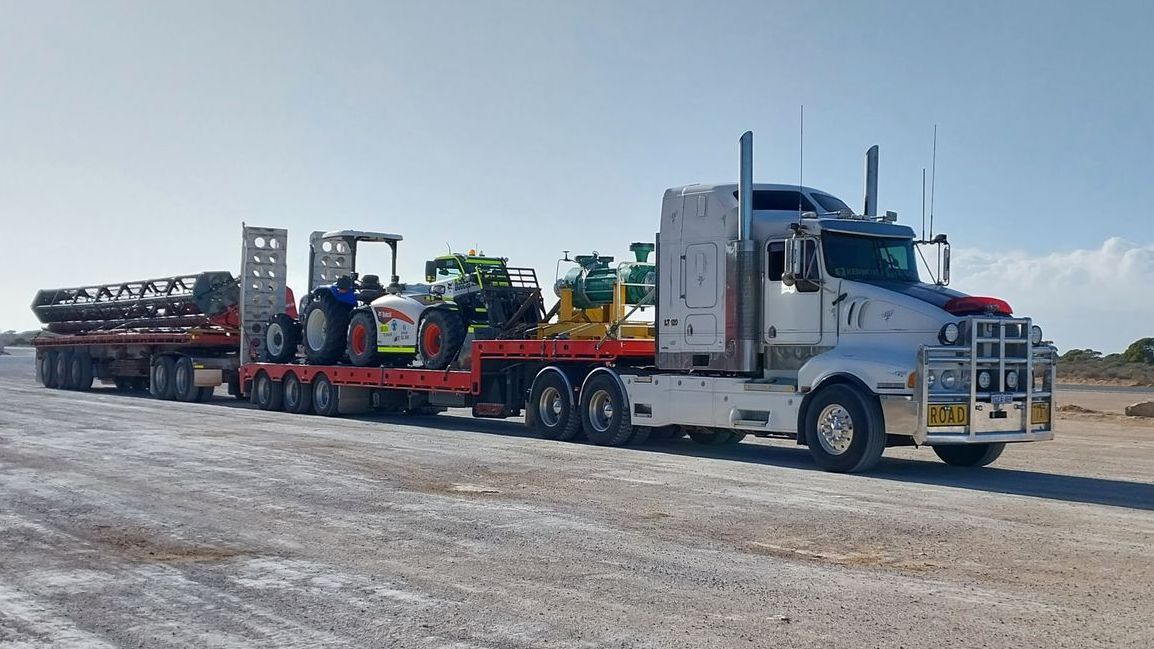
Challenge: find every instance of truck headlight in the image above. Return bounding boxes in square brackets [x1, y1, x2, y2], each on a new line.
[939, 322, 961, 345]
[1005, 370, 1019, 390]
[977, 370, 992, 390]
[940, 370, 958, 390]
[926, 370, 937, 389]
[1030, 325, 1043, 345]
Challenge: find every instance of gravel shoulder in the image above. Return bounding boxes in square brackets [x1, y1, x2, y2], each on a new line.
[1, 354, 1151, 648]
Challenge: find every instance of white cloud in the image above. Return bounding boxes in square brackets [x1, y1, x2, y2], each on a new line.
[948, 238, 1154, 353]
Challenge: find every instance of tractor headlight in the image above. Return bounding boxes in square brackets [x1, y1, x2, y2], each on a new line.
[939, 322, 961, 345]
[1005, 370, 1019, 390]
[940, 370, 958, 390]
[1030, 325, 1043, 345]
[977, 370, 992, 390]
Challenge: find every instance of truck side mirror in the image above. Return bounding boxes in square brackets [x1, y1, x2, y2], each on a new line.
[424, 260, 436, 283]
[941, 243, 951, 286]
[782, 237, 803, 287]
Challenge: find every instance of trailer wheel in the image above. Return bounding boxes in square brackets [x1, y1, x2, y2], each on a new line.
[252, 370, 283, 411]
[174, 356, 201, 402]
[932, 443, 1005, 467]
[68, 353, 94, 391]
[804, 384, 886, 473]
[55, 351, 76, 389]
[346, 310, 380, 367]
[579, 372, 634, 446]
[301, 293, 351, 365]
[526, 370, 582, 441]
[311, 372, 339, 417]
[38, 351, 57, 388]
[418, 308, 466, 370]
[150, 356, 177, 400]
[282, 371, 313, 414]
[264, 312, 301, 363]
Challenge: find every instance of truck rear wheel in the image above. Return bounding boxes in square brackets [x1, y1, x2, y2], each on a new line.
[282, 371, 313, 414]
[55, 351, 75, 389]
[346, 310, 380, 367]
[804, 384, 886, 473]
[252, 370, 283, 411]
[418, 309, 466, 370]
[527, 370, 582, 441]
[150, 356, 177, 400]
[68, 352, 94, 391]
[174, 356, 200, 402]
[311, 372, 340, 416]
[38, 351, 57, 388]
[933, 443, 1005, 467]
[264, 312, 301, 363]
[301, 293, 351, 365]
[579, 372, 634, 446]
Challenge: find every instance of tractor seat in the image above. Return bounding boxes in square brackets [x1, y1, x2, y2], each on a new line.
[357, 274, 387, 303]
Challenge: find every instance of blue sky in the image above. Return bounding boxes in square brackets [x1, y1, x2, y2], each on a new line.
[1, 1, 1151, 351]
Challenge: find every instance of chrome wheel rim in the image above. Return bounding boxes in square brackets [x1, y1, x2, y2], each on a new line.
[256, 375, 269, 404]
[538, 386, 563, 428]
[587, 389, 613, 433]
[314, 380, 331, 410]
[306, 309, 327, 351]
[817, 404, 854, 455]
[284, 376, 298, 405]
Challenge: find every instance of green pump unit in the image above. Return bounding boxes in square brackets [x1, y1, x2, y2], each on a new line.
[555, 243, 655, 309]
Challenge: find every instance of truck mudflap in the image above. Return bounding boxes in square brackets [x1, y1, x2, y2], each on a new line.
[892, 317, 1057, 445]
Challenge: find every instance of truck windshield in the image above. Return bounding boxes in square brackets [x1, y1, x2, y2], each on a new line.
[822, 232, 920, 282]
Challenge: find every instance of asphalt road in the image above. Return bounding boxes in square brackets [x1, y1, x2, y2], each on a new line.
[1, 351, 1151, 648]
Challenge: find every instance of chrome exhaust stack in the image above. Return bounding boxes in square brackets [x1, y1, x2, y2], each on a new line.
[864, 144, 879, 217]
[733, 131, 760, 373]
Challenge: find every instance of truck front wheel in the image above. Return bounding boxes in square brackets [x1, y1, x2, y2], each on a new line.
[804, 384, 886, 473]
[933, 443, 1005, 467]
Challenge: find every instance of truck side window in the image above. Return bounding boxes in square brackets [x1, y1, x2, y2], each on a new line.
[797, 240, 821, 292]
[767, 242, 785, 281]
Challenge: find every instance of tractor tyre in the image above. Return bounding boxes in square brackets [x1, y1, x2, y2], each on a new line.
[264, 313, 301, 363]
[282, 371, 313, 414]
[68, 353, 94, 391]
[174, 356, 200, 402]
[346, 310, 380, 367]
[418, 308, 466, 370]
[150, 356, 177, 400]
[301, 293, 352, 365]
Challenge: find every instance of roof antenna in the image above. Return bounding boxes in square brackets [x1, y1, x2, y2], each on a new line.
[798, 104, 805, 219]
[928, 124, 938, 239]
[921, 168, 927, 241]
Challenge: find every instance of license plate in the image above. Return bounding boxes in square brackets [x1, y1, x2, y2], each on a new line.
[927, 404, 968, 427]
[1031, 402, 1051, 425]
[991, 392, 1013, 405]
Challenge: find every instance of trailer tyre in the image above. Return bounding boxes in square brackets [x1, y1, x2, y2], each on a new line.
[301, 293, 352, 365]
[687, 428, 746, 446]
[804, 384, 886, 473]
[150, 356, 177, 400]
[526, 370, 582, 441]
[418, 308, 466, 370]
[54, 351, 75, 389]
[932, 443, 1005, 467]
[282, 371, 313, 414]
[38, 352, 57, 388]
[68, 353, 94, 391]
[264, 312, 301, 363]
[252, 370, 283, 411]
[346, 310, 380, 367]
[174, 356, 200, 402]
[579, 372, 634, 446]
[311, 373, 340, 417]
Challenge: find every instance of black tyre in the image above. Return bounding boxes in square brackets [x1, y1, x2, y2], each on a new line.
[526, 370, 582, 441]
[626, 425, 652, 445]
[252, 370, 283, 411]
[55, 351, 75, 389]
[301, 293, 352, 365]
[933, 443, 1006, 467]
[579, 372, 634, 446]
[38, 352, 57, 388]
[150, 356, 177, 400]
[283, 371, 313, 414]
[68, 353, 94, 391]
[687, 428, 746, 446]
[804, 384, 886, 473]
[418, 308, 467, 370]
[196, 386, 215, 402]
[311, 372, 340, 417]
[174, 356, 200, 402]
[346, 310, 380, 367]
[264, 312, 301, 363]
